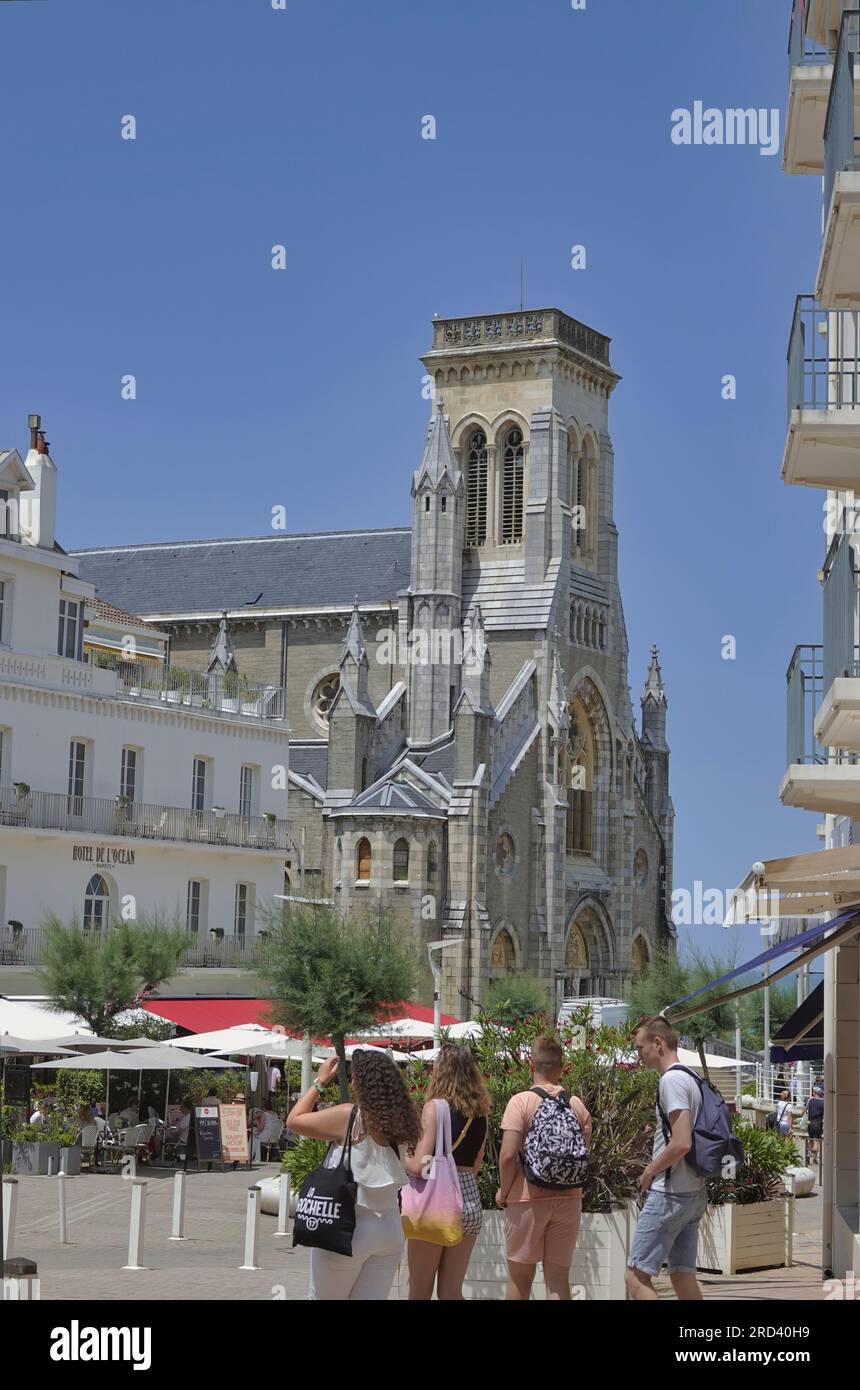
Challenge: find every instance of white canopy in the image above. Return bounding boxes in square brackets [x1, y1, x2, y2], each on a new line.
[353, 1018, 436, 1041]
[0, 998, 93, 1041]
[164, 1024, 287, 1053]
[31, 1047, 242, 1072]
[724, 844, 860, 925]
[55, 1034, 167, 1051]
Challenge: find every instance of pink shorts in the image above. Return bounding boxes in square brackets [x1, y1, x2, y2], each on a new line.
[504, 1196, 582, 1267]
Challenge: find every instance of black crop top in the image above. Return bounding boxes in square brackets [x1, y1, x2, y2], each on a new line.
[449, 1107, 488, 1167]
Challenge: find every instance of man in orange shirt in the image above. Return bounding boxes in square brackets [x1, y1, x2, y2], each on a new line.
[496, 1035, 591, 1301]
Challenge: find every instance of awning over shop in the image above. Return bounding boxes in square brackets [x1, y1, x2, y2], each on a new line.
[770, 982, 824, 1063]
[665, 909, 860, 1024]
[724, 843, 860, 924]
[143, 999, 277, 1032]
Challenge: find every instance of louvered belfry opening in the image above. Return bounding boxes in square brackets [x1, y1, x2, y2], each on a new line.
[465, 429, 488, 545]
[501, 427, 524, 543]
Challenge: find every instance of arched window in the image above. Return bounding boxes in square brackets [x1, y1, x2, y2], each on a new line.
[83, 873, 110, 931]
[631, 934, 650, 975]
[427, 840, 438, 885]
[566, 701, 595, 856]
[465, 430, 488, 546]
[356, 837, 371, 881]
[574, 448, 588, 549]
[393, 838, 409, 882]
[500, 427, 525, 543]
[490, 927, 516, 972]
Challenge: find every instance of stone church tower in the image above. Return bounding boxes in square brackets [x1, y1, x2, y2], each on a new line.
[74, 306, 676, 1017]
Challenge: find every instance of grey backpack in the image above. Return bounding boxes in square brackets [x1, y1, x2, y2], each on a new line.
[656, 1065, 744, 1178]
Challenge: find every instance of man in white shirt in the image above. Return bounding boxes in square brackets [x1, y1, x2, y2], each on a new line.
[625, 1016, 707, 1302]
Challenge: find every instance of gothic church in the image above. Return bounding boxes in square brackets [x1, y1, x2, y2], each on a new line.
[75, 307, 676, 1017]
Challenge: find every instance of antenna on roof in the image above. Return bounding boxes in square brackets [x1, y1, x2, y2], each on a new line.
[520, 259, 524, 311]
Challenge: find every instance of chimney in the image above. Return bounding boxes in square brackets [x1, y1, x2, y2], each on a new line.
[24, 412, 57, 550]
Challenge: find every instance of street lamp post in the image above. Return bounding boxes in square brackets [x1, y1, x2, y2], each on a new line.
[427, 938, 465, 1048]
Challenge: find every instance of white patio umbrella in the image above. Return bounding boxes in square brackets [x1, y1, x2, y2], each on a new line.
[209, 1039, 334, 1062]
[0, 998, 94, 1041]
[1, 1036, 77, 1055]
[54, 1034, 167, 1052]
[164, 1024, 286, 1053]
[352, 1018, 436, 1041]
[32, 1047, 242, 1128]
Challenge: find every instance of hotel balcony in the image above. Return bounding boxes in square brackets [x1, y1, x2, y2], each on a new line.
[90, 655, 286, 723]
[782, 639, 860, 814]
[781, 295, 860, 488]
[0, 786, 293, 852]
[785, 2, 846, 173]
[0, 923, 265, 971]
[818, 11, 860, 305]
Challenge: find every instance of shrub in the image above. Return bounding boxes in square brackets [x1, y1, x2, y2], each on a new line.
[483, 975, 551, 1026]
[707, 1118, 799, 1206]
[281, 1136, 329, 1189]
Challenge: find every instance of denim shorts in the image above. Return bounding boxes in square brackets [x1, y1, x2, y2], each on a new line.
[626, 1188, 708, 1276]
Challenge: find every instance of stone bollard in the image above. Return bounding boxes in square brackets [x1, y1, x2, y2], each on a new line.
[239, 1186, 261, 1270]
[3, 1256, 39, 1301]
[274, 1173, 291, 1237]
[122, 1180, 147, 1271]
[2, 1178, 18, 1261]
[58, 1171, 69, 1245]
[169, 1172, 186, 1241]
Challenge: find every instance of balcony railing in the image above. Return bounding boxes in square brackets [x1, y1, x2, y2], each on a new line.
[787, 294, 860, 422]
[786, 642, 860, 764]
[0, 924, 267, 971]
[0, 787, 292, 851]
[88, 654, 286, 723]
[824, 11, 860, 213]
[790, 0, 838, 72]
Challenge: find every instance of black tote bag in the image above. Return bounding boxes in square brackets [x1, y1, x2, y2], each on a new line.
[292, 1107, 358, 1257]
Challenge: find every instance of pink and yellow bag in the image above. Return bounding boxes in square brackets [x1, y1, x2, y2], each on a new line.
[401, 1098, 464, 1247]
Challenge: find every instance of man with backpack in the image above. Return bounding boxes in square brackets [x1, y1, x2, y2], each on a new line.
[626, 1016, 742, 1301]
[496, 1035, 591, 1301]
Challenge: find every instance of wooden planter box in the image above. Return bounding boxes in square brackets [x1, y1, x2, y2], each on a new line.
[460, 1206, 635, 1301]
[698, 1198, 794, 1275]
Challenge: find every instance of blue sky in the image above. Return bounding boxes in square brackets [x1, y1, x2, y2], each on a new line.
[0, 0, 823, 974]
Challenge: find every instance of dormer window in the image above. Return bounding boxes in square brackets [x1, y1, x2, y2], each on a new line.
[58, 597, 83, 660]
[0, 489, 19, 542]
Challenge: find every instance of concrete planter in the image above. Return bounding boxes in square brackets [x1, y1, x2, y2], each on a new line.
[461, 1205, 635, 1301]
[59, 1145, 82, 1176]
[698, 1198, 794, 1275]
[13, 1141, 60, 1175]
[256, 1173, 296, 1217]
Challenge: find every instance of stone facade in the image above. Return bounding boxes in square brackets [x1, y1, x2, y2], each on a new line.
[75, 307, 676, 1017]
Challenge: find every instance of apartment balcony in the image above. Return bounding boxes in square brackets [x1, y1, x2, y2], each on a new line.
[782, 642, 860, 814]
[0, 786, 292, 852]
[819, 11, 860, 305]
[785, 2, 840, 173]
[782, 295, 860, 487]
[89, 654, 286, 724]
[0, 923, 265, 971]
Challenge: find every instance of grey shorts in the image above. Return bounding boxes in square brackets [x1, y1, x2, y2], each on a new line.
[627, 1188, 708, 1276]
[458, 1169, 483, 1238]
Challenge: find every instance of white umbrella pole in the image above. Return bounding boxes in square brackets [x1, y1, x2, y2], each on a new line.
[164, 1068, 171, 1128]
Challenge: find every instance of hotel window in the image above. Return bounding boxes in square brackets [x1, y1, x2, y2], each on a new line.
[500, 427, 525, 544]
[58, 598, 83, 660]
[465, 430, 488, 546]
[191, 757, 207, 812]
[187, 880, 202, 934]
[356, 837, 371, 881]
[393, 838, 409, 882]
[234, 882, 253, 937]
[83, 873, 110, 931]
[120, 747, 138, 802]
[0, 489, 18, 541]
[239, 764, 255, 818]
[68, 740, 86, 812]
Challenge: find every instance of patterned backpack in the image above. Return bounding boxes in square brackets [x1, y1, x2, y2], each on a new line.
[521, 1087, 589, 1190]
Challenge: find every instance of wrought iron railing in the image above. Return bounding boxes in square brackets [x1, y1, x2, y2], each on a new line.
[787, 294, 860, 422]
[0, 786, 292, 850]
[824, 11, 860, 213]
[0, 923, 267, 970]
[789, 0, 840, 71]
[88, 654, 286, 723]
[786, 642, 860, 764]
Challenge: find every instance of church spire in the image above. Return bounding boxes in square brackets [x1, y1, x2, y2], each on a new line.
[343, 596, 367, 667]
[207, 612, 238, 674]
[642, 643, 667, 707]
[460, 602, 492, 713]
[412, 396, 460, 492]
[339, 597, 370, 705]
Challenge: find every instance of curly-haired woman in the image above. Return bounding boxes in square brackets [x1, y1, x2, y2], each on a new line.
[404, 1043, 490, 1300]
[287, 1047, 422, 1300]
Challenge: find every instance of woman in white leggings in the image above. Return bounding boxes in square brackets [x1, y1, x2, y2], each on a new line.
[287, 1048, 422, 1301]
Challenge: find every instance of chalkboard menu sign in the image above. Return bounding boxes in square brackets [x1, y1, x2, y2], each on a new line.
[192, 1105, 223, 1169]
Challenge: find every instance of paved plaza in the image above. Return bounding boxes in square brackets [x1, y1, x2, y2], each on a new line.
[4, 1166, 827, 1302]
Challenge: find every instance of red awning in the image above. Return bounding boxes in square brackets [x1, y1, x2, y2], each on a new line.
[141, 998, 459, 1035]
[142, 999, 277, 1032]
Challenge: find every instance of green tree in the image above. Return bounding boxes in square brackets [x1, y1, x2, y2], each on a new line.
[625, 946, 737, 1078]
[484, 973, 551, 1025]
[36, 913, 190, 1035]
[253, 901, 419, 1100]
[740, 981, 796, 1052]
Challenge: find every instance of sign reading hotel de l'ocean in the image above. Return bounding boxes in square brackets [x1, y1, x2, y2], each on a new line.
[72, 845, 136, 865]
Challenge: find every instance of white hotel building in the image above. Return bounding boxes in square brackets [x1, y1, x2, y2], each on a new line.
[0, 417, 291, 997]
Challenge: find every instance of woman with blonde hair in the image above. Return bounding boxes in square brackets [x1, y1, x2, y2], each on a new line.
[287, 1046, 422, 1301]
[404, 1043, 490, 1300]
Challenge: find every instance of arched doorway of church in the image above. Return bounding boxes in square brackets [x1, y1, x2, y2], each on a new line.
[562, 905, 616, 997]
[631, 934, 650, 976]
[489, 926, 516, 978]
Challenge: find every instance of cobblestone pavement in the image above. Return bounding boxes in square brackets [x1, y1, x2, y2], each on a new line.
[4, 1169, 827, 1301]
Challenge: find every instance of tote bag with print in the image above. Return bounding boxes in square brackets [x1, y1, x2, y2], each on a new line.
[401, 1099, 463, 1247]
[292, 1107, 358, 1257]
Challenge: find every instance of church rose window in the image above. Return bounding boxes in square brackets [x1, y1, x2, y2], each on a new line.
[501, 427, 525, 543]
[312, 673, 341, 728]
[466, 431, 488, 546]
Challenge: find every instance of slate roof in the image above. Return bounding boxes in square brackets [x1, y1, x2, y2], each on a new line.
[290, 743, 329, 790]
[331, 780, 445, 818]
[71, 529, 412, 618]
